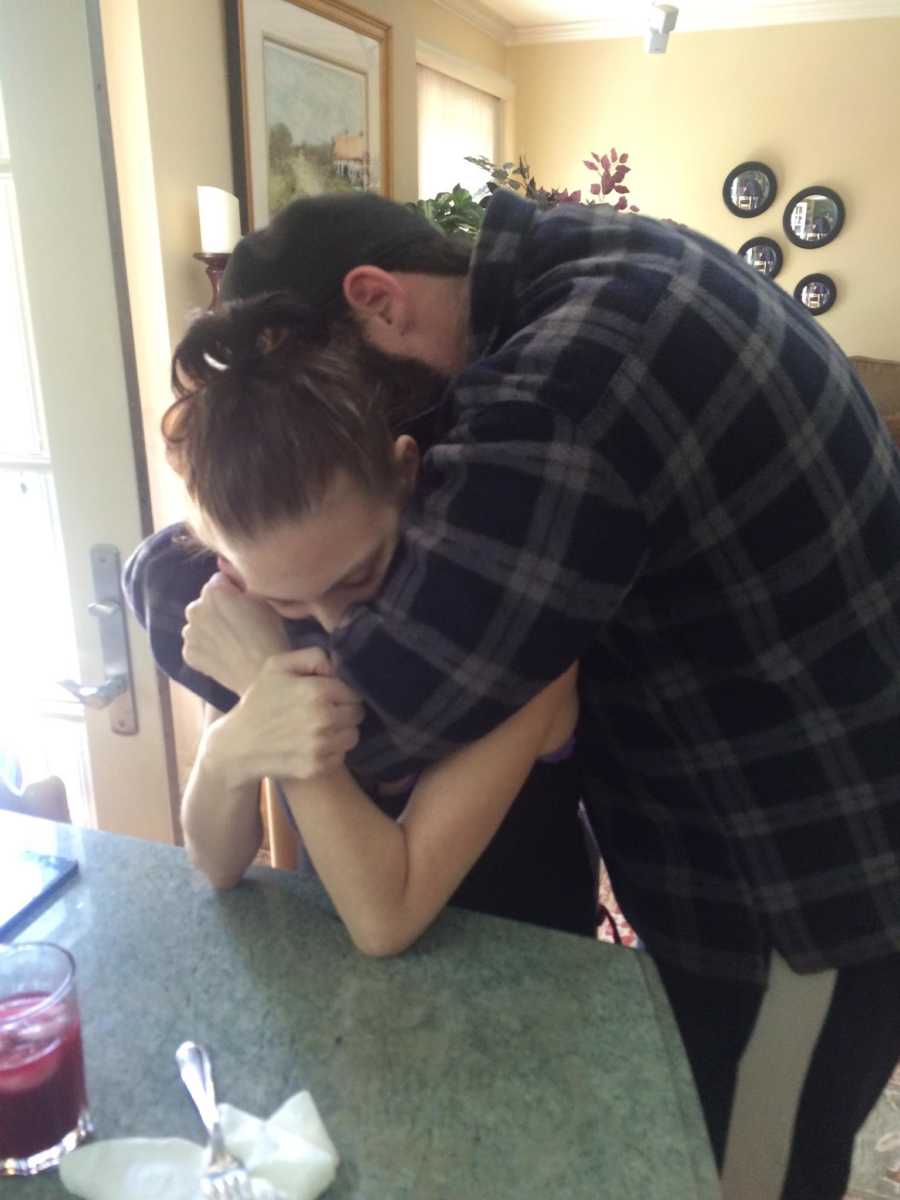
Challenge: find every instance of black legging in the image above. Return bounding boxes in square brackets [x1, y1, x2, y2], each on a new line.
[652, 953, 900, 1200]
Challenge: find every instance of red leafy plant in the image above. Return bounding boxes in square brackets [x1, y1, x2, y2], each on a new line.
[466, 146, 640, 213]
[583, 148, 640, 212]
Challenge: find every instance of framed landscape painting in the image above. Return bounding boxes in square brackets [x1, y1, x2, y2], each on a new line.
[226, 0, 391, 230]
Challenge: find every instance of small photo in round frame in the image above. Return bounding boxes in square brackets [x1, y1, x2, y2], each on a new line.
[783, 186, 845, 249]
[723, 162, 778, 218]
[794, 273, 837, 316]
[738, 236, 783, 280]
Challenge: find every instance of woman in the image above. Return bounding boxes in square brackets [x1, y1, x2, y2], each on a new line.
[166, 293, 598, 954]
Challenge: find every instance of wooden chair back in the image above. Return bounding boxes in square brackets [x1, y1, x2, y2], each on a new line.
[0, 775, 71, 824]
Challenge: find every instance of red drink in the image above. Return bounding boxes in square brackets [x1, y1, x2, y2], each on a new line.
[0, 944, 91, 1175]
[0, 993, 87, 1161]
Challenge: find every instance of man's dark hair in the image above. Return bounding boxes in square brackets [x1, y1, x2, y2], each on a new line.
[163, 293, 451, 541]
[221, 191, 471, 321]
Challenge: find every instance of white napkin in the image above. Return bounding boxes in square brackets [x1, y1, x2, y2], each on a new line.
[58, 1092, 339, 1200]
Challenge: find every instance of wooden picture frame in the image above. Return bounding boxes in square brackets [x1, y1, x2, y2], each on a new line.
[226, 0, 391, 232]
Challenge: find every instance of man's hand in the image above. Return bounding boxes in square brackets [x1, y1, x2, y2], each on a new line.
[182, 572, 289, 696]
[203, 648, 365, 788]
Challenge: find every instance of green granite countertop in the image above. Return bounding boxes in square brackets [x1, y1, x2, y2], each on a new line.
[3, 812, 718, 1198]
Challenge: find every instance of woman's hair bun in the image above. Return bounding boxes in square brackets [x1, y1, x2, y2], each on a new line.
[172, 292, 327, 398]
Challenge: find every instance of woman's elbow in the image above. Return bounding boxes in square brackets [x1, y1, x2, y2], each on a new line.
[185, 844, 245, 892]
[205, 868, 244, 892]
[349, 921, 418, 959]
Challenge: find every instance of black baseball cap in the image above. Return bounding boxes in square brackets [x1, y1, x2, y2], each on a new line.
[220, 191, 455, 310]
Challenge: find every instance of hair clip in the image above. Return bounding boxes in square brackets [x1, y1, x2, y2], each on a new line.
[202, 351, 230, 373]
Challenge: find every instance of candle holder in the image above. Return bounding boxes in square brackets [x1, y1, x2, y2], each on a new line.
[193, 252, 230, 309]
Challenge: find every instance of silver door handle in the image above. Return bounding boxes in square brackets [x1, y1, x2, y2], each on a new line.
[59, 675, 127, 709]
[56, 545, 138, 736]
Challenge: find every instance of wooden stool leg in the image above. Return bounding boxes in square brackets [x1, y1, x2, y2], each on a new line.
[260, 778, 298, 871]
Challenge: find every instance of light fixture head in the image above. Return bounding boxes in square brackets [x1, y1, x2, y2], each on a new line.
[649, 3, 679, 34]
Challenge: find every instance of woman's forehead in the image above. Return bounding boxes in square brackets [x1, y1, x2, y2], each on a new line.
[208, 480, 397, 601]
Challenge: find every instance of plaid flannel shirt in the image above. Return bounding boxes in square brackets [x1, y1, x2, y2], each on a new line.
[125, 190, 900, 983]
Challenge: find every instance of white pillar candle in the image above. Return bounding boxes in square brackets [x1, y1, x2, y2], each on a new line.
[197, 186, 242, 253]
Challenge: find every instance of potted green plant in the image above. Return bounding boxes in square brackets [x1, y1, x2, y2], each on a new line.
[409, 147, 639, 240]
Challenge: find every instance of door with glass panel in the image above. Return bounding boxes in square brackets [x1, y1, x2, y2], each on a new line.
[0, 0, 175, 840]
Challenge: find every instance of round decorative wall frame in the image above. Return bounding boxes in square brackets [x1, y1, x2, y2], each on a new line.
[794, 273, 838, 316]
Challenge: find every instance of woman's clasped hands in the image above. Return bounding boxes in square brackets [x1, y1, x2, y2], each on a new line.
[204, 648, 365, 789]
[182, 570, 290, 696]
[182, 572, 365, 787]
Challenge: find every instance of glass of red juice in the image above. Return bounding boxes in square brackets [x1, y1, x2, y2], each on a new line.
[0, 942, 92, 1175]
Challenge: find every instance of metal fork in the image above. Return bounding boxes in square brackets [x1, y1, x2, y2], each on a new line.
[175, 1040, 255, 1200]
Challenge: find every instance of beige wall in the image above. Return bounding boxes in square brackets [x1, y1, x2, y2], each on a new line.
[103, 0, 239, 795]
[510, 18, 900, 359]
[415, 0, 508, 74]
[135, 0, 235, 353]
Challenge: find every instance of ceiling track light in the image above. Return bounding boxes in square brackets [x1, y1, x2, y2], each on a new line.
[646, 3, 679, 53]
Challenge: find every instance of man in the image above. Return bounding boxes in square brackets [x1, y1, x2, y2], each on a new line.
[126, 189, 900, 1198]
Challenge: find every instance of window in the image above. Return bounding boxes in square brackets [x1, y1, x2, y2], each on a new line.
[417, 64, 501, 200]
[0, 74, 91, 824]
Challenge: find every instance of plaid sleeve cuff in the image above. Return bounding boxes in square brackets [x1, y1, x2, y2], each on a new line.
[122, 524, 239, 713]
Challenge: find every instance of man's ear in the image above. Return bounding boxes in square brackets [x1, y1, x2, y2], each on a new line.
[343, 266, 409, 336]
[393, 434, 420, 496]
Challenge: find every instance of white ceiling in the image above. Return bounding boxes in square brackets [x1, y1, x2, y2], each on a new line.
[433, 0, 900, 46]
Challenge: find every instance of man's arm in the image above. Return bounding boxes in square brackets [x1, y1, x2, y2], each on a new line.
[123, 524, 236, 712]
[335, 398, 646, 774]
[122, 409, 643, 781]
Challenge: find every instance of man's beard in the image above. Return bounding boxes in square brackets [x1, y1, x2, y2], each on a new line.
[338, 323, 455, 454]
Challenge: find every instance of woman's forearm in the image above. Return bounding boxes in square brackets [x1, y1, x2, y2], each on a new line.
[281, 669, 574, 956]
[280, 771, 413, 956]
[182, 710, 264, 889]
[179, 659, 363, 893]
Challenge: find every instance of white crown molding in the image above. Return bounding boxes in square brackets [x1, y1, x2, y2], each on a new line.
[508, 0, 900, 46]
[431, 0, 900, 47]
[428, 0, 516, 45]
[416, 39, 516, 98]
